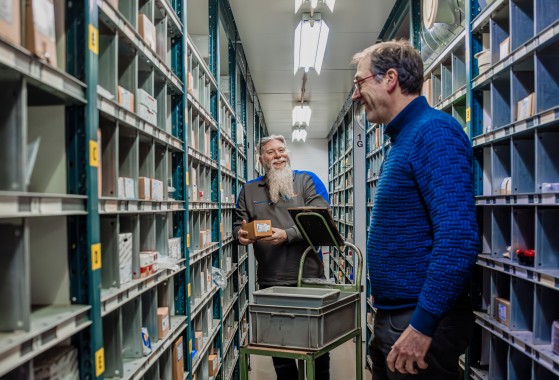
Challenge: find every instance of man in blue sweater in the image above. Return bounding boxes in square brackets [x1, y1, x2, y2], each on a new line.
[352, 40, 478, 379]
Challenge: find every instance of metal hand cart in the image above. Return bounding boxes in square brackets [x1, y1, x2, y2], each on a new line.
[240, 208, 364, 380]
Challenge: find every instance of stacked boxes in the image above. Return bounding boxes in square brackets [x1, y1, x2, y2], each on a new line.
[139, 251, 158, 278]
[137, 88, 157, 125]
[118, 233, 133, 285]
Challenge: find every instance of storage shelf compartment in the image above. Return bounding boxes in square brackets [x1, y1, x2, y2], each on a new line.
[489, 333, 509, 379]
[536, 208, 559, 270]
[533, 285, 559, 345]
[491, 76, 512, 130]
[508, 344, 532, 380]
[510, 277, 534, 332]
[512, 207, 535, 264]
[510, 0, 534, 51]
[536, 130, 559, 191]
[535, 0, 559, 34]
[512, 134, 535, 193]
[0, 305, 90, 377]
[536, 39, 559, 113]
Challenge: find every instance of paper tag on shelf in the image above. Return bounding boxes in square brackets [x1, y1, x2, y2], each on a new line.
[95, 348, 105, 377]
[466, 107, 471, 123]
[91, 243, 102, 270]
[89, 140, 99, 167]
[187, 234, 190, 248]
[188, 283, 191, 297]
[189, 339, 192, 353]
[88, 24, 99, 55]
[186, 172, 189, 186]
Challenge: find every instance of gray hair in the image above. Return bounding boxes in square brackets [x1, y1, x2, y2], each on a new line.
[257, 135, 288, 156]
[352, 39, 423, 95]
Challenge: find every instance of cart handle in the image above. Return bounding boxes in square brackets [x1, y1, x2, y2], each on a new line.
[297, 241, 363, 292]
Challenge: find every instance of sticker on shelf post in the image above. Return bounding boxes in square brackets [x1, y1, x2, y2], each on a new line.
[88, 24, 99, 55]
[186, 172, 189, 186]
[95, 348, 105, 377]
[188, 283, 191, 297]
[187, 234, 190, 248]
[91, 243, 102, 271]
[189, 339, 192, 353]
[89, 140, 99, 167]
[466, 107, 471, 123]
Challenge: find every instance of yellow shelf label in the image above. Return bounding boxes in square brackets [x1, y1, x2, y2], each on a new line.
[189, 339, 193, 353]
[186, 172, 189, 186]
[187, 234, 190, 248]
[466, 107, 471, 123]
[89, 140, 99, 168]
[95, 348, 105, 377]
[188, 283, 191, 297]
[88, 25, 99, 55]
[91, 243, 102, 271]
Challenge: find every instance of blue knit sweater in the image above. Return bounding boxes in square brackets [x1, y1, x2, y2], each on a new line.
[368, 96, 478, 337]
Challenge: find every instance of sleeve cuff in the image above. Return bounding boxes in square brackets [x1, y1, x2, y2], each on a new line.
[285, 227, 301, 243]
[410, 305, 441, 337]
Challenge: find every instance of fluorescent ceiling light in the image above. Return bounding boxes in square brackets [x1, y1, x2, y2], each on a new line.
[294, 13, 330, 75]
[292, 126, 308, 142]
[295, 0, 335, 13]
[292, 104, 312, 127]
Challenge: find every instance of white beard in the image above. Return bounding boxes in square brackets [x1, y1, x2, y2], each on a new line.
[266, 163, 295, 203]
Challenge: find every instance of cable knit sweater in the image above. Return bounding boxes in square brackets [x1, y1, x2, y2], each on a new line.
[368, 96, 478, 337]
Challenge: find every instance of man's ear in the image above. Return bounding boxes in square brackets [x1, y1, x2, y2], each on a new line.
[385, 68, 399, 93]
[258, 155, 263, 167]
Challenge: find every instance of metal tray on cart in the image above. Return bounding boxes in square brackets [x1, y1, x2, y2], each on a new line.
[249, 291, 358, 350]
[252, 287, 340, 308]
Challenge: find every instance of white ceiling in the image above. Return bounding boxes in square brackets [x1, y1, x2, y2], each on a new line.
[186, 0, 397, 138]
[227, 0, 396, 138]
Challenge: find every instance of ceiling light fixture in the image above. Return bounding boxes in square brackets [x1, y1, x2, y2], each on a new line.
[294, 13, 329, 75]
[295, 0, 336, 13]
[292, 104, 312, 127]
[292, 125, 308, 142]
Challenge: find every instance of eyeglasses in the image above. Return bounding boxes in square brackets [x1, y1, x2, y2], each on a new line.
[353, 73, 383, 93]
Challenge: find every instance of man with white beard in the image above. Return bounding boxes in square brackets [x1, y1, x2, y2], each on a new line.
[233, 135, 331, 379]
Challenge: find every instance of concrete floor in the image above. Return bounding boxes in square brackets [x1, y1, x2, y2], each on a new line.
[247, 341, 373, 380]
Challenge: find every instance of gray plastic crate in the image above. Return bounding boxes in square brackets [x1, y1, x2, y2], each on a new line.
[249, 291, 358, 350]
[252, 286, 340, 308]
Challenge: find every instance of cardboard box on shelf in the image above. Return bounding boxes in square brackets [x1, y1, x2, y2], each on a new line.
[517, 93, 535, 121]
[0, 0, 21, 45]
[208, 354, 219, 376]
[137, 88, 158, 112]
[106, 0, 118, 9]
[138, 177, 151, 200]
[494, 297, 510, 327]
[157, 307, 170, 339]
[118, 233, 133, 284]
[118, 86, 135, 112]
[475, 50, 491, 74]
[25, 0, 57, 65]
[138, 13, 156, 50]
[172, 337, 184, 380]
[34, 346, 78, 380]
[241, 220, 273, 240]
[138, 103, 157, 125]
[499, 37, 510, 61]
[118, 177, 136, 199]
[168, 237, 181, 259]
[195, 331, 203, 350]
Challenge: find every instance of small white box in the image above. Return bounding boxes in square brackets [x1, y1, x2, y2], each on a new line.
[168, 237, 181, 259]
[138, 14, 156, 50]
[118, 177, 136, 199]
[151, 179, 164, 201]
[118, 86, 135, 112]
[226, 257, 232, 272]
[517, 93, 535, 121]
[119, 233, 133, 284]
[138, 103, 158, 125]
[136, 88, 158, 112]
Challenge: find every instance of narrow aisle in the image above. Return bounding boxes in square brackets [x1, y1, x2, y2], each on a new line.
[248, 340, 372, 380]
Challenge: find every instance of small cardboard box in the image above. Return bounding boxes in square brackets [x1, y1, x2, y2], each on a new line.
[118, 233, 133, 284]
[118, 177, 136, 199]
[168, 237, 181, 259]
[0, 0, 21, 45]
[118, 86, 135, 112]
[172, 337, 184, 380]
[138, 177, 151, 200]
[494, 297, 510, 327]
[195, 330, 203, 350]
[138, 13, 155, 50]
[208, 354, 219, 376]
[138, 103, 157, 125]
[157, 307, 170, 339]
[25, 0, 57, 65]
[242, 220, 273, 240]
[517, 93, 535, 121]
